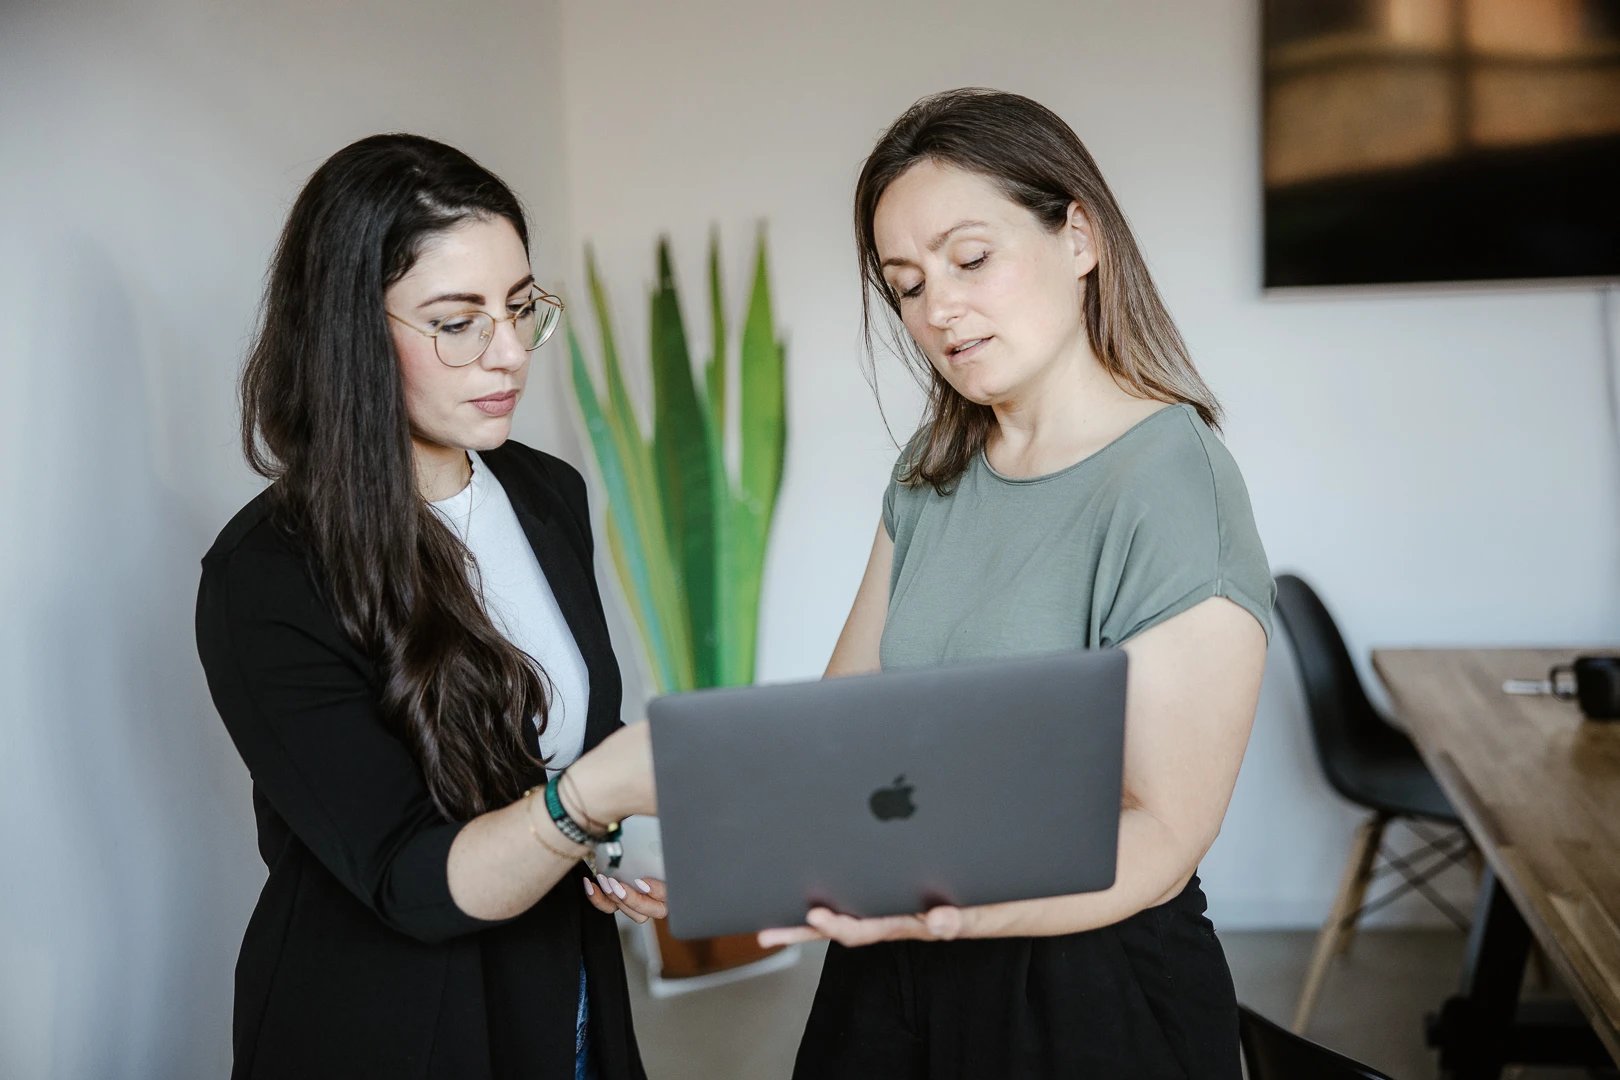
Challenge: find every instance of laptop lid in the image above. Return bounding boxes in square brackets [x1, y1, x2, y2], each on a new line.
[648, 648, 1127, 939]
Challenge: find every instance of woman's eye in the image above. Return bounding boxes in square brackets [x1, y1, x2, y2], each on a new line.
[439, 317, 475, 335]
[898, 282, 923, 300]
[962, 253, 988, 271]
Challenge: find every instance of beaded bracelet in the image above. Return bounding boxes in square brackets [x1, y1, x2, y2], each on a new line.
[545, 773, 625, 869]
[560, 771, 610, 834]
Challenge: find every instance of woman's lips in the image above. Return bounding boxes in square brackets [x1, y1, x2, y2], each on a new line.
[947, 337, 990, 363]
[470, 390, 519, 417]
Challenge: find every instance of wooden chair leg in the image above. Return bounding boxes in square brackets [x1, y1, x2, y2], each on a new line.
[1334, 814, 1388, 957]
[1294, 813, 1386, 1033]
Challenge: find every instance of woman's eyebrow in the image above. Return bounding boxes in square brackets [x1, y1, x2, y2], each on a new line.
[880, 220, 991, 269]
[415, 274, 536, 310]
[417, 291, 484, 309]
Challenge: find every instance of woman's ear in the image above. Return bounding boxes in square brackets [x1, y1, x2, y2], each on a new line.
[1066, 200, 1099, 278]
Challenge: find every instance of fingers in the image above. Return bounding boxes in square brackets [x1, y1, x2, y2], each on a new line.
[590, 874, 644, 922]
[582, 876, 620, 915]
[632, 876, 668, 903]
[923, 905, 966, 940]
[804, 907, 877, 946]
[587, 874, 669, 924]
[804, 907, 929, 948]
[757, 906, 941, 949]
[599, 874, 667, 922]
[758, 925, 825, 948]
[756, 903, 973, 950]
[582, 871, 670, 924]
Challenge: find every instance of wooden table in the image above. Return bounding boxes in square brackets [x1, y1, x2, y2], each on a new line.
[1373, 648, 1620, 1078]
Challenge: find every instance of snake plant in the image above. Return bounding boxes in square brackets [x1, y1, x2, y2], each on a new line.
[567, 229, 786, 692]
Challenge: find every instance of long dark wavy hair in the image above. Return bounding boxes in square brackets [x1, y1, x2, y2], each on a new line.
[240, 133, 548, 820]
[854, 88, 1221, 493]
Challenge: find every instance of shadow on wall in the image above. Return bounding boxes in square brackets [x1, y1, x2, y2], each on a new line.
[2, 230, 260, 1079]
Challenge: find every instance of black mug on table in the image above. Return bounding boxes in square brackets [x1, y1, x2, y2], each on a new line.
[1549, 655, 1620, 720]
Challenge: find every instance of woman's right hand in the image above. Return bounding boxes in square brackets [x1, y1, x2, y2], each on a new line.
[583, 873, 668, 924]
[566, 721, 656, 823]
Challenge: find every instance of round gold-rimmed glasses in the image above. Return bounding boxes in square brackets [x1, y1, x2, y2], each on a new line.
[386, 286, 564, 367]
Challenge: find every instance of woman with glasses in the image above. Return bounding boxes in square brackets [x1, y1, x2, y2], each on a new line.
[760, 89, 1275, 1079]
[196, 134, 660, 1080]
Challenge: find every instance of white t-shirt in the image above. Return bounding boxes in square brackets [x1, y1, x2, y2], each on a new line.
[430, 451, 589, 775]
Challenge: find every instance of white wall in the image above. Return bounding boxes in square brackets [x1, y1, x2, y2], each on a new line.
[0, 2, 569, 1076]
[553, 0, 1620, 930]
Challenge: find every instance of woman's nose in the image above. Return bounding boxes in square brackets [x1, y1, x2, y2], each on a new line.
[926, 282, 965, 329]
[481, 319, 529, 370]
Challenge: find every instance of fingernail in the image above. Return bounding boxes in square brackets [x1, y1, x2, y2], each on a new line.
[634, 878, 652, 894]
[583, 878, 595, 896]
[610, 878, 628, 899]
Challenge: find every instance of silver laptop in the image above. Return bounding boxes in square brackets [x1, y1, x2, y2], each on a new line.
[647, 649, 1128, 939]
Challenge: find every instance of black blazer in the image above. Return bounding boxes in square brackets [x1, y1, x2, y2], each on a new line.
[196, 442, 646, 1080]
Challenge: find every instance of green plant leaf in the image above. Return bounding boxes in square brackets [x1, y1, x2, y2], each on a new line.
[704, 231, 736, 683]
[730, 227, 787, 685]
[721, 493, 763, 686]
[572, 232, 784, 692]
[566, 328, 677, 691]
[706, 228, 727, 460]
[739, 227, 786, 528]
[582, 254, 695, 690]
[734, 227, 786, 676]
[650, 237, 721, 688]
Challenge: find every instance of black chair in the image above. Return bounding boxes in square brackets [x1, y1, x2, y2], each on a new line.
[1273, 573, 1473, 1033]
[1239, 1004, 1395, 1080]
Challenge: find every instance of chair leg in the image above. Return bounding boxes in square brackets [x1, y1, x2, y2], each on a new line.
[1334, 814, 1389, 957]
[1294, 813, 1387, 1033]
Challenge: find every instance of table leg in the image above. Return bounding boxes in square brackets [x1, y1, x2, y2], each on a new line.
[1428, 868, 1529, 1080]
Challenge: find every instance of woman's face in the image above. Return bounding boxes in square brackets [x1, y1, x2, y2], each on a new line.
[873, 160, 1097, 407]
[385, 215, 535, 458]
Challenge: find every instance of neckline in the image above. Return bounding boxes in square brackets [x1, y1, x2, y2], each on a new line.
[429, 451, 488, 525]
[977, 403, 1186, 485]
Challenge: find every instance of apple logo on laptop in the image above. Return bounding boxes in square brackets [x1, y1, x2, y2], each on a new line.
[869, 775, 916, 822]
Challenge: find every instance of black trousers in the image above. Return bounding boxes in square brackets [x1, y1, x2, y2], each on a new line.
[791, 877, 1240, 1080]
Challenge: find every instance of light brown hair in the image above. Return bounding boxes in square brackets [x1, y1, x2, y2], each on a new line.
[854, 87, 1220, 492]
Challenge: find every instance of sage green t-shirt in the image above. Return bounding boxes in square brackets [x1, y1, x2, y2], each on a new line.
[880, 403, 1274, 671]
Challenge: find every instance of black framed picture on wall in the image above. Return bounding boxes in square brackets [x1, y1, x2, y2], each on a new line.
[1261, 0, 1620, 289]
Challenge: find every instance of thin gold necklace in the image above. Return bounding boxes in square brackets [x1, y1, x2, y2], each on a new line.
[459, 452, 474, 541]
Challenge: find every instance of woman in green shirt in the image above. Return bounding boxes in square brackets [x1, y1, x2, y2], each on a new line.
[761, 89, 1275, 1079]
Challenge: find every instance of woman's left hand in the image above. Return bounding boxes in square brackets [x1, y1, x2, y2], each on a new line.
[758, 904, 977, 948]
[584, 873, 668, 924]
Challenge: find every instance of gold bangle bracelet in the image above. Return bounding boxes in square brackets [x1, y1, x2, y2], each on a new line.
[559, 770, 611, 834]
[523, 785, 586, 862]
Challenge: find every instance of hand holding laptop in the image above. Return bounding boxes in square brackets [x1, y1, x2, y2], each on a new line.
[760, 900, 975, 948]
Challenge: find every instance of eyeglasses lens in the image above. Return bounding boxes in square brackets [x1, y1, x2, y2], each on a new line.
[436, 313, 495, 366]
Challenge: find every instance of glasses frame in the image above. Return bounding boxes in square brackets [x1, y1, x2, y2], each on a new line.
[386, 286, 564, 368]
